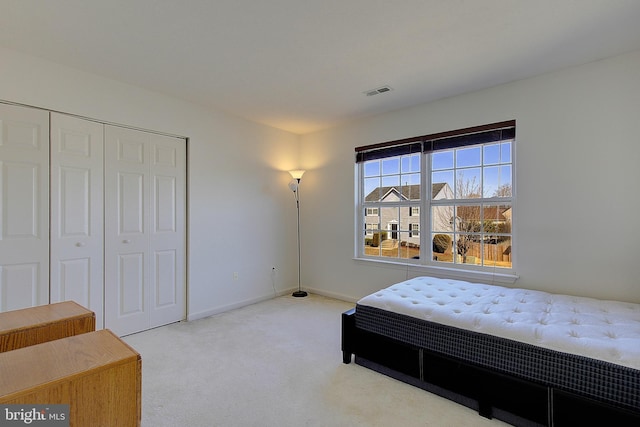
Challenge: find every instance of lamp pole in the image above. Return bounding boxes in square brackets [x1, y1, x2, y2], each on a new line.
[289, 170, 307, 297]
[292, 179, 306, 297]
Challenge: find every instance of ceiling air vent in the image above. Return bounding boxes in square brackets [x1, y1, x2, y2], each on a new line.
[364, 85, 393, 97]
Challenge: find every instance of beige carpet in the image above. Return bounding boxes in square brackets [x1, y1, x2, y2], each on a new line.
[123, 294, 509, 427]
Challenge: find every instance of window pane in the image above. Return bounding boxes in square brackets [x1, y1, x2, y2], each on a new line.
[454, 205, 482, 232]
[456, 169, 481, 199]
[456, 146, 481, 168]
[499, 165, 512, 196]
[401, 172, 421, 186]
[431, 205, 454, 232]
[364, 177, 380, 200]
[380, 176, 400, 202]
[484, 165, 512, 197]
[380, 215, 399, 257]
[364, 160, 380, 177]
[400, 207, 420, 255]
[501, 141, 512, 163]
[432, 151, 453, 170]
[398, 232, 420, 259]
[454, 204, 482, 264]
[482, 204, 512, 234]
[432, 171, 454, 200]
[481, 236, 512, 268]
[364, 237, 380, 257]
[363, 213, 380, 256]
[402, 176, 420, 201]
[364, 219, 381, 256]
[483, 166, 500, 198]
[364, 212, 379, 232]
[432, 233, 454, 263]
[381, 243, 399, 258]
[401, 153, 420, 173]
[483, 143, 500, 165]
[455, 234, 482, 265]
[380, 206, 399, 237]
[382, 158, 400, 175]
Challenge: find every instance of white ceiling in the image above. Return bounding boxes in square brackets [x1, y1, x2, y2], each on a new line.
[1, 1, 640, 134]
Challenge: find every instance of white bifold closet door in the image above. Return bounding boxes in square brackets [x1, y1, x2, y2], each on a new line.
[50, 113, 105, 328]
[104, 125, 186, 336]
[0, 104, 50, 312]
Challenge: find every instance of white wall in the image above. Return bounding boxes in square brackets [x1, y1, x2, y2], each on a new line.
[0, 47, 301, 321]
[300, 49, 640, 304]
[3, 45, 638, 311]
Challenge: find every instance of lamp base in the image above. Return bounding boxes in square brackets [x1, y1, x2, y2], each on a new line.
[292, 290, 308, 298]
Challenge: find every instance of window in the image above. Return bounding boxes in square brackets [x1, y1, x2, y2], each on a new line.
[356, 121, 514, 271]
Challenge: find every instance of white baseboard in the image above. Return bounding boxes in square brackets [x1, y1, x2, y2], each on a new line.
[187, 287, 296, 321]
[186, 286, 358, 322]
[302, 287, 359, 304]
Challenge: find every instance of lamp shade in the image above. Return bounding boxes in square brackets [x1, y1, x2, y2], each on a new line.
[289, 170, 305, 180]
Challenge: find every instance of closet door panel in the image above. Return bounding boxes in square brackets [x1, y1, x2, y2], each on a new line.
[106, 126, 185, 336]
[105, 126, 151, 336]
[50, 113, 104, 328]
[118, 252, 145, 314]
[0, 104, 49, 312]
[58, 258, 90, 301]
[149, 135, 185, 328]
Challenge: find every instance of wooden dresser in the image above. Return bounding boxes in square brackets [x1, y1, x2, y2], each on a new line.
[0, 329, 141, 426]
[0, 301, 95, 352]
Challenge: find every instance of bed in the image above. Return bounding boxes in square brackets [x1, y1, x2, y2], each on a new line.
[341, 276, 640, 426]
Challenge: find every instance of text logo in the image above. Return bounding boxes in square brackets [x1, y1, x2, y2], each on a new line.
[0, 405, 69, 426]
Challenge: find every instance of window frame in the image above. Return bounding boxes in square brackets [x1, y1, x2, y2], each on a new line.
[355, 121, 517, 281]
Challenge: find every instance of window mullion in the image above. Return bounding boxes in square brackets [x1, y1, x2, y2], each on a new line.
[421, 151, 429, 264]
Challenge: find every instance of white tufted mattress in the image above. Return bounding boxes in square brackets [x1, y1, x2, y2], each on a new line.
[357, 276, 640, 370]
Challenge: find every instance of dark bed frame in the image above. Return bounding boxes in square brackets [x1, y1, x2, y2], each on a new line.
[342, 307, 640, 427]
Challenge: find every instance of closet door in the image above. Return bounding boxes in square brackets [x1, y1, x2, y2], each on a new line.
[0, 104, 49, 312]
[148, 134, 186, 329]
[50, 113, 104, 328]
[104, 125, 185, 336]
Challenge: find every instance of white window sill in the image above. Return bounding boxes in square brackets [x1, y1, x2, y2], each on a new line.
[353, 257, 519, 286]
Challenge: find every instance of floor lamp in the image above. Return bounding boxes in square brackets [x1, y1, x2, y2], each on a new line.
[289, 170, 307, 297]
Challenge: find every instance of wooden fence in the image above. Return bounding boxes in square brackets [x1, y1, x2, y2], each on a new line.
[465, 241, 511, 262]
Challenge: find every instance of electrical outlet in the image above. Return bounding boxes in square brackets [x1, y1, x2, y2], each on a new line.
[233, 272, 239, 280]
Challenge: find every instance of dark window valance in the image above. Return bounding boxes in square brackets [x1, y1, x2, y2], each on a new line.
[355, 120, 515, 163]
[355, 141, 422, 163]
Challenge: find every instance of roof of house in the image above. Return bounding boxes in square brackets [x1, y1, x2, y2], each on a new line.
[365, 183, 447, 202]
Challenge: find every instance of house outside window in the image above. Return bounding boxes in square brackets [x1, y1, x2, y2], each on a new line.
[365, 223, 377, 237]
[356, 121, 514, 271]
